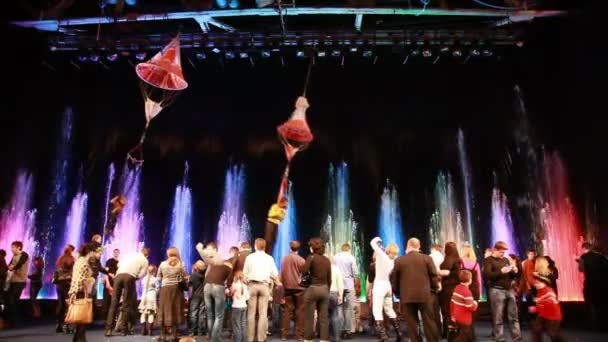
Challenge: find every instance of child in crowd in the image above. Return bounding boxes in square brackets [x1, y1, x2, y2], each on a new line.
[529, 257, 565, 342]
[189, 260, 207, 338]
[352, 278, 363, 334]
[231, 271, 249, 342]
[138, 265, 158, 336]
[450, 270, 478, 342]
[270, 280, 284, 336]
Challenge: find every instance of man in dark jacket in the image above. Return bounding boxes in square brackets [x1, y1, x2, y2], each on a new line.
[391, 237, 439, 342]
[577, 242, 608, 331]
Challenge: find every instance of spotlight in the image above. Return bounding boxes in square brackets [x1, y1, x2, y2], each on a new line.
[422, 49, 433, 58]
[211, 47, 221, 54]
[135, 51, 147, 61]
[440, 46, 450, 53]
[89, 53, 100, 62]
[106, 53, 118, 62]
[239, 51, 249, 59]
[260, 50, 271, 58]
[349, 47, 358, 53]
[470, 49, 481, 57]
[195, 51, 207, 60]
[225, 50, 235, 59]
[296, 49, 306, 58]
[331, 49, 341, 57]
[362, 49, 373, 58]
[78, 55, 88, 62]
[482, 49, 493, 57]
[317, 50, 326, 57]
[452, 49, 463, 57]
[410, 49, 421, 57]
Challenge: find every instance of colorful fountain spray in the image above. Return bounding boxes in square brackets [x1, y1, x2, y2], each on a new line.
[0, 171, 38, 299]
[216, 165, 251, 258]
[430, 172, 465, 248]
[322, 163, 366, 299]
[97, 163, 116, 299]
[272, 182, 297, 270]
[62, 192, 88, 253]
[167, 162, 193, 271]
[378, 180, 404, 254]
[458, 129, 475, 247]
[491, 187, 518, 255]
[40, 107, 76, 297]
[539, 152, 584, 301]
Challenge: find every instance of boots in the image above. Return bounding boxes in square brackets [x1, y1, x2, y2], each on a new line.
[141, 323, 148, 335]
[389, 318, 402, 342]
[375, 321, 388, 342]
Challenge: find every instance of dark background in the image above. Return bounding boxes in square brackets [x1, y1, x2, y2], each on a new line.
[1, 2, 606, 266]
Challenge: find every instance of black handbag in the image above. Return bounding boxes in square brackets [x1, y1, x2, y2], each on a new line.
[299, 255, 314, 288]
[177, 262, 188, 292]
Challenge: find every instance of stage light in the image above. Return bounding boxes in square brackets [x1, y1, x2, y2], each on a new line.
[225, 50, 235, 59]
[362, 49, 373, 58]
[440, 46, 450, 53]
[90, 53, 100, 62]
[135, 51, 147, 61]
[106, 53, 118, 62]
[470, 49, 481, 57]
[452, 49, 463, 57]
[422, 49, 433, 58]
[211, 47, 221, 54]
[482, 49, 493, 57]
[195, 51, 207, 60]
[317, 50, 326, 57]
[349, 47, 358, 53]
[410, 49, 421, 57]
[296, 50, 306, 58]
[261, 50, 271, 58]
[239, 51, 249, 59]
[78, 55, 88, 62]
[331, 49, 341, 57]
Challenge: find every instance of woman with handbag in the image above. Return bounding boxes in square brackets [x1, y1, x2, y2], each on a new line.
[300, 237, 331, 342]
[67, 243, 98, 342]
[157, 247, 188, 342]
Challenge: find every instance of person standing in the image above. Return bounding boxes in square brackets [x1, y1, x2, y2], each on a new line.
[231, 271, 250, 342]
[450, 270, 478, 342]
[577, 242, 608, 331]
[391, 237, 439, 342]
[104, 247, 150, 337]
[0, 249, 8, 327]
[439, 242, 463, 338]
[157, 247, 188, 342]
[483, 241, 522, 342]
[243, 238, 279, 342]
[188, 260, 207, 338]
[301, 237, 331, 342]
[55, 245, 75, 333]
[6, 241, 29, 326]
[138, 265, 158, 336]
[529, 257, 565, 342]
[280, 240, 305, 340]
[102, 249, 120, 318]
[329, 257, 344, 342]
[28, 256, 44, 318]
[68, 243, 99, 342]
[370, 237, 401, 342]
[333, 243, 359, 339]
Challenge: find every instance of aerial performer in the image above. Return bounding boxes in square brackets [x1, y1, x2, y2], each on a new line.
[104, 195, 127, 238]
[264, 57, 315, 253]
[128, 34, 188, 164]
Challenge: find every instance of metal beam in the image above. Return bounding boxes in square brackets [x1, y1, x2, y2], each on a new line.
[11, 7, 567, 32]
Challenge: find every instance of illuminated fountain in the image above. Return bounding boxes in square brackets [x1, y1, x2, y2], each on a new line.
[272, 182, 297, 270]
[167, 162, 193, 271]
[378, 180, 404, 254]
[491, 187, 518, 255]
[430, 172, 465, 248]
[458, 128, 476, 247]
[216, 164, 251, 258]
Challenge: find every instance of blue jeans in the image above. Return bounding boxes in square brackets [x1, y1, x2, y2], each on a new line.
[341, 289, 355, 333]
[204, 283, 226, 342]
[189, 294, 206, 335]
[216, 0, 239, 8]
[329, 291, 342, 342]
[232, 307, 247, 342]
[489, 287, 522, 341]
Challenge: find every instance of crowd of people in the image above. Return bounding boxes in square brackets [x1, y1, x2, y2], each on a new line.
[1, 233, 608, 342]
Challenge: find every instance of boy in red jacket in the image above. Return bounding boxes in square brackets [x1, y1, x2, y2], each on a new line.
[450, 270, 479, 342]
[528, 257, 565, 342]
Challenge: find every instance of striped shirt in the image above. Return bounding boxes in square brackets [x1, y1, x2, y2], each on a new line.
[450, 284, 478, 325]
[534, 285, 562, 321]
